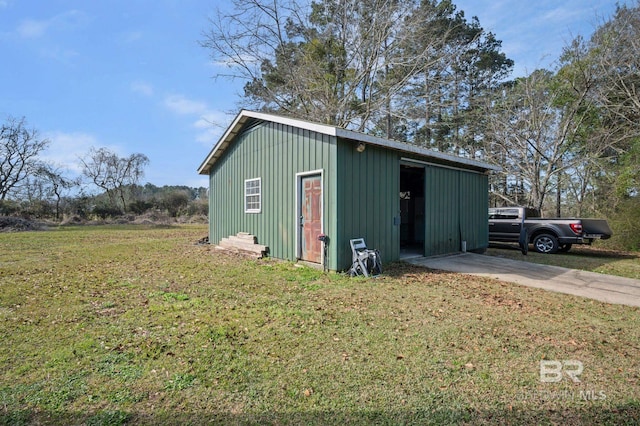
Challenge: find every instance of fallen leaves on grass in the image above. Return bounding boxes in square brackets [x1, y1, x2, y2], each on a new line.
[1, 226, 639, 425]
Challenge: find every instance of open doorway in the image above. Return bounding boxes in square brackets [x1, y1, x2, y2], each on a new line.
[400, 164, 425, 258]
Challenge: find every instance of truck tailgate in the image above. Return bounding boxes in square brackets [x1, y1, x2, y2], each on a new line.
[581, 219, 613, 239]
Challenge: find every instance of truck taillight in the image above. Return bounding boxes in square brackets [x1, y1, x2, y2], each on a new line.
[570, 223, 583, 234]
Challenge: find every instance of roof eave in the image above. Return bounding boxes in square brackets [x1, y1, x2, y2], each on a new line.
[198, 110, 501, 174]
[197, 110, 338, 175]
[335, 128, 501, 172]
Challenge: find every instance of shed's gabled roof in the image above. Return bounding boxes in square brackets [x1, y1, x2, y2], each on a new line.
[197, 110, 500, 175]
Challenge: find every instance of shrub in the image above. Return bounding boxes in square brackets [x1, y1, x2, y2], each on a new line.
[605, 197, 640, 251]
[93, 204, 123, 219]
[128, 200, 154, 215]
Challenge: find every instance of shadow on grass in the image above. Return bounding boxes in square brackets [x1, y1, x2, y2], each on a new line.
[3, 404, 640, 425]
[381, 261, 453, 279]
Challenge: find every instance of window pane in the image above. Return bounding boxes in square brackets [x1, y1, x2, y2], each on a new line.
[245, 178, 261, 212]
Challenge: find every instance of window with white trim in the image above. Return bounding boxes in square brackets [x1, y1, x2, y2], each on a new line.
[244, 178, 261, 213]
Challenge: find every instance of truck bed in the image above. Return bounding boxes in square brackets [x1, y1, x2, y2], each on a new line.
[580, 218, 613, 239]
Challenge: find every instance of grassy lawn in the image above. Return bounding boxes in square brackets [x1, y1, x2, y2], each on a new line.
[1, 225, 639, 425]
[487, 243, 640, 280]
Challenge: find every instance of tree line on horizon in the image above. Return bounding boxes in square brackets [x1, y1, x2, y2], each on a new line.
[0, 121, 207, 221]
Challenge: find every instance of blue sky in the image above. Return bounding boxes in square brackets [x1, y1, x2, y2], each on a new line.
[0, 0, 630, 189]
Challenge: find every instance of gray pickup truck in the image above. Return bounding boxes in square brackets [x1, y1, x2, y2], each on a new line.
[488, 207, 613, 254]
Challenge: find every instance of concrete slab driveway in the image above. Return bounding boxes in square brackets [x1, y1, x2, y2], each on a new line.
[407, 253, 640, 308]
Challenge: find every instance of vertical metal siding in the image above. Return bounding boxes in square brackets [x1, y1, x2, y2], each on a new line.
[422, 165, 489, 256]
[209, 121, 336, 263]
[458, 171, 489, 251]
[335, 141, 400, 271]
[424, 166, 459, 256]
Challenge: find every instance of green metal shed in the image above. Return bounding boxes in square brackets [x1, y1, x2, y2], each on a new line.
[198, 110, 499, 271]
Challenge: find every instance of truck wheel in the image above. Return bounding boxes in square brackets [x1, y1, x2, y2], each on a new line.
[559, 244, 572, 253]
[533, 234, 559, 254]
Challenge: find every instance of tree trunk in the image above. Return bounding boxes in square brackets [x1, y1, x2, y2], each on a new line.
[556, 172, 562, 218]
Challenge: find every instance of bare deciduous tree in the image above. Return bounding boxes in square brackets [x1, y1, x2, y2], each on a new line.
[591, 3, 640, 137]
[200, 0, 488, 134]
[589, 3, 640, 201]
[201, 0, 305, 111]
[484, 68, 594, 213]
[38, 164, 79, 220]
[0, 117, 49, 200]
[79, 147, 149, 212]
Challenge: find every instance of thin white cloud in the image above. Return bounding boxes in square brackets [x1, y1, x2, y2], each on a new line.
[541, 6, 584, 24]
[131, 81, 154, 97]
[121, 30, 143, 44]
[164, 94, 209, 115]
[16, 19, 49, 38]
[206, 51, 263, 73]
[163, 94, 225, 146]
[42, 131, 98, 174]
[16, 10, 89, 39]
[40, 46, 80, 63]
[195, 129, 223, 145]
[194, 111, 226, 144]
[450, 0, 623, 77]
[42, 131, 123, 175]
[194, 112, 225, 130]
